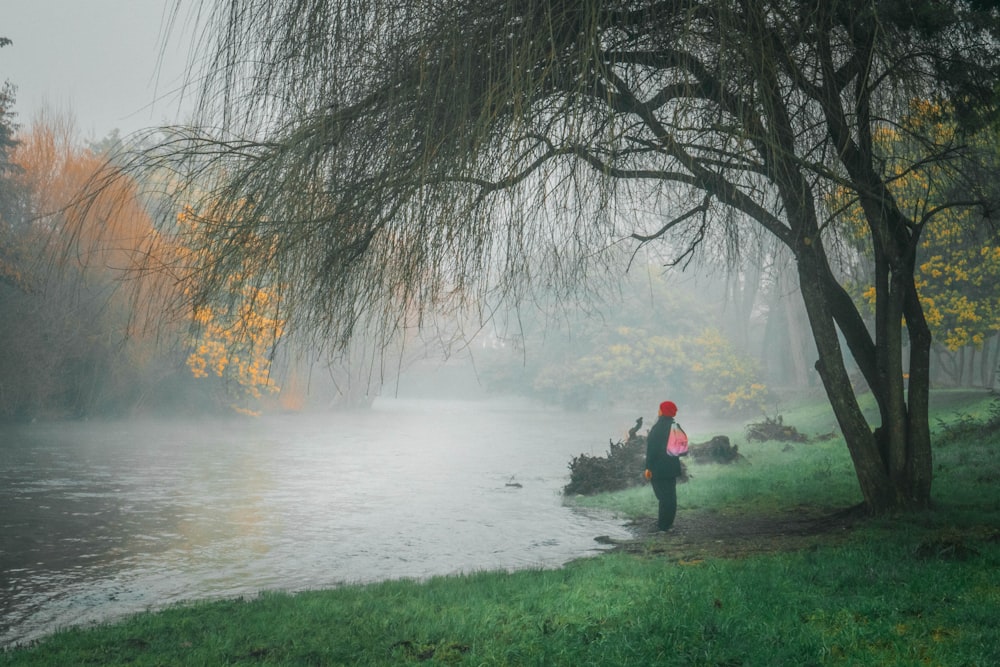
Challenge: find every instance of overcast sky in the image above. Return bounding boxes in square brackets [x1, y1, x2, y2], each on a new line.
[3, 1, 202, 140]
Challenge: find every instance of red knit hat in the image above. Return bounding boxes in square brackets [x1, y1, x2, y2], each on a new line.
[659, 401, 677, 417]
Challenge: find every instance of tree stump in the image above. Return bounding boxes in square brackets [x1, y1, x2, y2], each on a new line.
[689, 435, 744, 464]
[564, 418, 647, 495]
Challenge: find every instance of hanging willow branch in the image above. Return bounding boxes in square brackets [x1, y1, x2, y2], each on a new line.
[95, 0, 999, 363]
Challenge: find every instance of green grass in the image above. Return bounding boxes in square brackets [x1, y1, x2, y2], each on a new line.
[5, 539, 997, 666]
[4, 389, 1000, 666]
[574, 387, 1000, 521]
[572, 399, 863, 520]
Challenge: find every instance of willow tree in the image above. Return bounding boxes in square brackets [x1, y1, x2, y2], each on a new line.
[145, 0, 999, 513]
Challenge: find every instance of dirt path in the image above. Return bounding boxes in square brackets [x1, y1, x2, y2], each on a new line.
[598, 506, 863, 560]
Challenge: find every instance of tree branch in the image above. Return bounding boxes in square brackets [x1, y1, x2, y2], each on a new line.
[631, 194, 712, 243]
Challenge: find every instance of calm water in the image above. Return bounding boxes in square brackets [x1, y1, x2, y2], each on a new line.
[0, 398, 636, 647]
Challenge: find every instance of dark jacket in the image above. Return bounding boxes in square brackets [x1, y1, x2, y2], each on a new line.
[645, 415, 682, 479]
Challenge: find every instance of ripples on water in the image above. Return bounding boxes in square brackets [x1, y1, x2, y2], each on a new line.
[0, 398, 635, 647]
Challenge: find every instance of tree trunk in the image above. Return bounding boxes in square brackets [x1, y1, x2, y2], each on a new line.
[796, 246, 932, 513]
[760, 263, 810, 388]
[932, 346, 958, 386]
[727, 263, 760, 353]
[745, 16, 934, 514]
[979, 341, 991, 388]
[796, 249, 893, 512]
[779, 264, 811, 388]
[988, 335, 1000, 390]
[760, 292, 780, 381]
[903, 279, 933, 507]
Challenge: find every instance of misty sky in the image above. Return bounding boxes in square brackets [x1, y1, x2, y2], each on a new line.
[3, 1, 200, 139]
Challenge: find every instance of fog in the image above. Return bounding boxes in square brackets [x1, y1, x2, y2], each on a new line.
[2, 1, 824, 420]
[1, 1, 823, 648]
[0, 235, 811, 645]
[0, 400, 639, 647]
[5, 0, 1000, 655]
[4, 1, 196, 138]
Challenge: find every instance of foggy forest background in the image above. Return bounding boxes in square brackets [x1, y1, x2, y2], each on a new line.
[2, 98, 999, 423]
[2, 22, 1000, 424]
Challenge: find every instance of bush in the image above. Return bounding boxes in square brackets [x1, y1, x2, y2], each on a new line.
[935, 396, 1000, 445]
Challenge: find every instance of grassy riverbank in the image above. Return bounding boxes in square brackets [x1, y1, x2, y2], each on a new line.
[4, 390, 1000, 666]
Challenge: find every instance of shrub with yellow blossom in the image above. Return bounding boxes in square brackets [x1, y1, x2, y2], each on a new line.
[834, 100, 1000, 375]
[531, 325, 769, 415]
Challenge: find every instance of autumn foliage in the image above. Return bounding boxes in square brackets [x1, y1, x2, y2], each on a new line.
[0, 114, 289, 419]
[0, 115, 180, 418]
[834, 100, 1000, 387]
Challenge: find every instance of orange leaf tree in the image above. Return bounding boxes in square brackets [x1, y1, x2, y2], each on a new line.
[0, 115, 183, 418]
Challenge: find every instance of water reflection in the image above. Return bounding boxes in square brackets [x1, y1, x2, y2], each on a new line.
[0, 399, 633, 647]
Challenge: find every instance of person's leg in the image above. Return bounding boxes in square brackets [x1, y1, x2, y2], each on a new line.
[660, 477, 677, 529]
[651, 477, 677, 530]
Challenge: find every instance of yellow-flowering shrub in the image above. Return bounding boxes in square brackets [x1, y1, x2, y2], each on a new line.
[833, 100, 1000, 355]
[531, 325, 769, 415]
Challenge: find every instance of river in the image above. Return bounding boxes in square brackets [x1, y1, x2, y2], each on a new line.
[0, 398, 637, 647]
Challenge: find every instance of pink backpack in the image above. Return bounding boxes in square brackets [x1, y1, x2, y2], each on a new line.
[666, 423, 689, 457]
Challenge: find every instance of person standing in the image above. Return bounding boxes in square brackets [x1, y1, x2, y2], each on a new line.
[644, 400, 682, 531]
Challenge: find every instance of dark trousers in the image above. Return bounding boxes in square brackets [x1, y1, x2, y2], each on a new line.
[651, 477, 677, 530]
